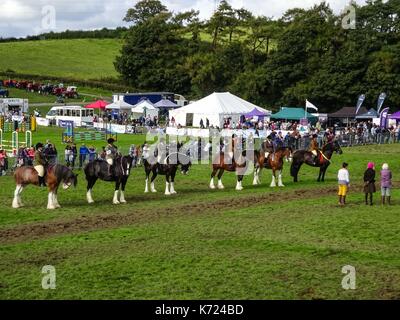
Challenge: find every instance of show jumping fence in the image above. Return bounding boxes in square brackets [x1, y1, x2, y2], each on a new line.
[0, 129, 32, 156]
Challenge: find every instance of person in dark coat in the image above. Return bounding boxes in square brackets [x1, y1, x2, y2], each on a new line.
[363, 162, 376, 206]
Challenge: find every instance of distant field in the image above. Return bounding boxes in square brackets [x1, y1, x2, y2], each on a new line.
[0, 39, 121, 80]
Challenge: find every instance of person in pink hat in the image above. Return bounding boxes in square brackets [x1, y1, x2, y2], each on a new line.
[363, 162, 376, 206]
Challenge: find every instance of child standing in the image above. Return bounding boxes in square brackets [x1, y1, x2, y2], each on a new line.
[380, 163, 392, 205]
[338, 162, 350, 206]
[363, 162, 376, 206]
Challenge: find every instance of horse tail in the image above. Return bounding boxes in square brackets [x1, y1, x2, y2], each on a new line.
[290, 153, 301, 178]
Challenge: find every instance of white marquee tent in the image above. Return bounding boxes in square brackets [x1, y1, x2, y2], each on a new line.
[131, 100, 159, 119]
[169, 92, 271, 128]
[105, 100, 134, 111]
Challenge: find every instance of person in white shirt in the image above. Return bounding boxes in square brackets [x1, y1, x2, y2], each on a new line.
[337, 162, 350, 206]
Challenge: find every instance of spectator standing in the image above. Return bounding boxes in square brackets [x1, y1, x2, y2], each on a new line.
[79, 144, 89, 168]
[88, 146, 97, 162]
[337, 162, 350, 206]
[363, 162, 376, 206]
[380, 163, 392, 205]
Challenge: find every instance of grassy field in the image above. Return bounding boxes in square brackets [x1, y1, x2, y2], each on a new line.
[0, 39, 121, 80]
[0, 126, 399, 299]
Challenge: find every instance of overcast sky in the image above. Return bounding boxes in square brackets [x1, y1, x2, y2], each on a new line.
[0, 0, 366, 38]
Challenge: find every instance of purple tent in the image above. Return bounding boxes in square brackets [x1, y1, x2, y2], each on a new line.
[390, 111, 400, 120]
[155, 98, 178, 108]
[244, 108, 267, 118]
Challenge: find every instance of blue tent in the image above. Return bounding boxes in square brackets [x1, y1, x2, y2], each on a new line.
[155, 98, 178, 109]
[356, 108, 379, 119]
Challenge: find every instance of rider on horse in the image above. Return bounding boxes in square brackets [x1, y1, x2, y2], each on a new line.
[34, 143, 47, 187]
[264, 131, 283, 161]
[309, 134, 320, 165]
[105, 138, 118, 176]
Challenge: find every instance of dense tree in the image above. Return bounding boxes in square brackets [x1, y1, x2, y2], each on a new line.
[114, 0, 400, 111]
[123, 0, 167, 24]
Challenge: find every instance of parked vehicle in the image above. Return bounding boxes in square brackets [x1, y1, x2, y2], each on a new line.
[46, 105, 94, 127]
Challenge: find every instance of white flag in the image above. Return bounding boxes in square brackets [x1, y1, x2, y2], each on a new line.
[306, 100, 318, 112]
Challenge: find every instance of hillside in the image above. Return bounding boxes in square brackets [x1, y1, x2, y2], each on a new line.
[0, 39, 122, 80]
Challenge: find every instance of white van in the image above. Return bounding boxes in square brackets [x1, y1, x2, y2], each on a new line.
[46, 106, 94, 127]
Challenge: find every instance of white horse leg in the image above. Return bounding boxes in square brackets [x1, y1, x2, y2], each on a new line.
[113, 190, 120, 204]
[257, 169, 262, 184]
[270, 174, 277, 188]
[47, 192, 56, 210]
[170, 182, 177, 194]
[253, 168, 259, 185]
[165, 182, 171, 196]
[17, 186, 24, 207]
[87, 189, 94, 204]
[150, 181, 157, 193]
[236, 180, 243, 191]
[12, 185, 23, 208]
[278, 171, 285, 187]
[120, 191, 127, 203]
[53, 193, 61, 208]
[217, 179, 225, 189]
[209, 177, 216, 189]
[144, 178, 149, 193]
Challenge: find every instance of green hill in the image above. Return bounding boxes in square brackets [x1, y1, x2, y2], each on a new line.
[0, 39, 122, 80]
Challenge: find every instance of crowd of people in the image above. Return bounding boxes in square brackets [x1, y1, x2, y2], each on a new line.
[93, 110, 159, 127]
[337, 162, 393, 206]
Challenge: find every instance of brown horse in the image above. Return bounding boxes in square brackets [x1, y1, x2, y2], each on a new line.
[12, 164, 78, 210]
[253, 147, 293, 187]
[210, 151, 248, 191]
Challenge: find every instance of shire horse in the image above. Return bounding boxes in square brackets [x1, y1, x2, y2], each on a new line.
[210, 150, 248, 191]
[84, 154, 134, 204]
[253, 146, 293, 187]
[13, 164, 78, 210]
[290, 140, 343, 182]
[143, 144, 191, 196]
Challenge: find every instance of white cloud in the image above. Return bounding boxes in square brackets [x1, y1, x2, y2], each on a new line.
[0, 0, 367, 38]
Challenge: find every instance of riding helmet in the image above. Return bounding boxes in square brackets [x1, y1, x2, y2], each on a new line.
[36, 143, 44, 150]
[107, 138, 115, 144]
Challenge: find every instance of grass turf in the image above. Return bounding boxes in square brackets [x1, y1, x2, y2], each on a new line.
[0, 127, 399, 299]
[0, 39, 121, 80]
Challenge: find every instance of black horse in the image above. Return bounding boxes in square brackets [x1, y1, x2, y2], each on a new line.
[143, 144, 191, 196]
[290, 140, 343, 182]
[84, 155, 134, 204]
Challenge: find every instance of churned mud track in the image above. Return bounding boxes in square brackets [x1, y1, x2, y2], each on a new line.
[0, 185, 345, 244]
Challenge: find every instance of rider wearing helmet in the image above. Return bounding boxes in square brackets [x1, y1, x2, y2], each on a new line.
[309, 134, 319, 165]
[105, 138, 118, 176]
[34, 143, 47, 187]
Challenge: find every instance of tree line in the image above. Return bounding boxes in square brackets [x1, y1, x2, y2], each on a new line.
[0, 27, 128, 43]
[115, 0, 400, 112]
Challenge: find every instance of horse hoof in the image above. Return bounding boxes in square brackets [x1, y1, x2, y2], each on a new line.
[165, 193, 171, 196]
[47, 206, 56, 210]
[217, 185, 225, 190]
[210, 185, 216, 189]
[120, 200, 127, 204]
[151, 190, 157, 193]
[88, 200, 95, 204]
[144, 190, 149, 193]
[113, 201, 120, 205]
[171, 191, 177, 195]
